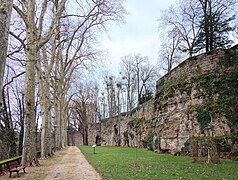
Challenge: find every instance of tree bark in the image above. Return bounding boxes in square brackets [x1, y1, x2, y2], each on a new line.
[37, 45, 54, 158]
[21, 0, 38, 167]
[0, 0, 13, 117]
[38, 70, 52, 158]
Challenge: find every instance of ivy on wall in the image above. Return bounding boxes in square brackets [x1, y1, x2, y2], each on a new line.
[156, 47, 238, 134]
[194, 48, 238, 134]
[156, 81, 193, 109]
[128, 117, 145, 135]
[196, 107, 211, 131]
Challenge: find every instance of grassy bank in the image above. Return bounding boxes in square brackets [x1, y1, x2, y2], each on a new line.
[79, 146, 238, 180]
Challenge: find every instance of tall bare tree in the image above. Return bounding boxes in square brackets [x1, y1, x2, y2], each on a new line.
[132, 54, 152, 105]
[139, 62, 159, 103]
[159, 28, 182, 73]
[103, 75, 116, 117]
[50, 0, 125, 149]
[159, 1, 201, 57]
[35, 0, 67, 159]
[120, 54, 158, 108]
[69, 82, 97, 145]
[13, 0, 66, 166]
[120, 55, 136, 111]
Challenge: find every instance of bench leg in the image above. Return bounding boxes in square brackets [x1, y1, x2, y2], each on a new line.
[23, 167, 26, 173]
[17, 171, 19, 177]
[9, 172, 12, 178]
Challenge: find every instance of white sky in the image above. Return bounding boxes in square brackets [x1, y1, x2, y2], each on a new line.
[100, 0, 177, 74]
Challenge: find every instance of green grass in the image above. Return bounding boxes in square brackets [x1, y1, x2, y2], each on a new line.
[79, 146, 238, 180]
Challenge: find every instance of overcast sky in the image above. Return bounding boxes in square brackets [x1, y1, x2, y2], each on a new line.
[100, 0, 177, 74]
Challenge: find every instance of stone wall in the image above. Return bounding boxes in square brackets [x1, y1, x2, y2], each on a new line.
[87, 46, 238, 153]
[157, 49, 224, 87]
[153, 48, 232, 152]
[88, 100, 154, 147]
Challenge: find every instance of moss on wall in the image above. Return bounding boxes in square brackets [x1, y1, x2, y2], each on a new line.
[192, 48, 238, 134]
[156, 47, 238, 134]
[195, 107, 211, 131]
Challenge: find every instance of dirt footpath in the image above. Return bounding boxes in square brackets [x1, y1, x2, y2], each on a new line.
[0, 146, 102, 180]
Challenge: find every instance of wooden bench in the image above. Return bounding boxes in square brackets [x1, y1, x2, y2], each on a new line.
[7, 160, 26, 178]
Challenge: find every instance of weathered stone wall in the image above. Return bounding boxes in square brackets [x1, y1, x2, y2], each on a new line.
[88, 100, 154, 147]
[88, 46, 238, 153]
[157, 49, 224, 87]
[153, 48, 232, 152]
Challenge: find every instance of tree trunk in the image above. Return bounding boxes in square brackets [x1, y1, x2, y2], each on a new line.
[17, 92, 24, 155]
[60, 97, 66, 148]
[0, 0, 13, 119]
[54, 98, 62, 149]
[54, 87, 66, 149]
[22, 48, 37, 166]
[36, 49, 52, 158]
[208, 0, 213, 51]
[18, 117, 24, 155]
[204, 0, 210, 52]
[38, 80, 52, 158]
[21, 0, 38, 167]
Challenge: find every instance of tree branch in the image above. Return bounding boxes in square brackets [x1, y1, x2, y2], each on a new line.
[13, 4, 28, 26]
[3, 72, 25, 89]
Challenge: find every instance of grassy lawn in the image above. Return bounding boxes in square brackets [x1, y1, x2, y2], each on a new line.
[79, 146, 238, 180]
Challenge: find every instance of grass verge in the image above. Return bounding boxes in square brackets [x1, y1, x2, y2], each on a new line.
[79, 146, 238, 180]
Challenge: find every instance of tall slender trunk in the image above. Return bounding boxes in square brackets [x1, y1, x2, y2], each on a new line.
[62, 96, 70, 148]
[18, 94, 24, 155]
[204, 0, 209, 52]
[22, 45, 37, 166]
[0, 0, 13, 119]
[38, 78, 52, 158]
[36, 45, 53, 158]
[54, 97, 62, 149]
[54, 88, 66, 149]
[127, 84, 130, 112]
[21, 0, 38, 167]
[60, 96, 65, 148]
[208, 0, 213, 51]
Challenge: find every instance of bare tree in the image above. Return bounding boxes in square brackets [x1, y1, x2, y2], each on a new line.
[120, 55, 136, 111]
[158, 28, 182, 73]
[158, 1, 201, 57]
[36, 0, 66, 158]
[133, 54, 148, 105]
[103, 75, 116, 117]
[50, 0, 125, 149]
[10, 79, 25, 156]
[120, 54, 159, 108]
[139, 62, 159, 103]
[0, 0, 14, 161]
[13, 0, 66, 166]
[6, 0, 125, 161]
[69, 82, 98, 145]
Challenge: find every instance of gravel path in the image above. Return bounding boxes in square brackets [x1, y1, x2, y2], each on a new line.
[0, 146, 102, 180]
[44, 146, 102, 180]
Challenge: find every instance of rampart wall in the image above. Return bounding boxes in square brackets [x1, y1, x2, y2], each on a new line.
[87, 46, 238, 153]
